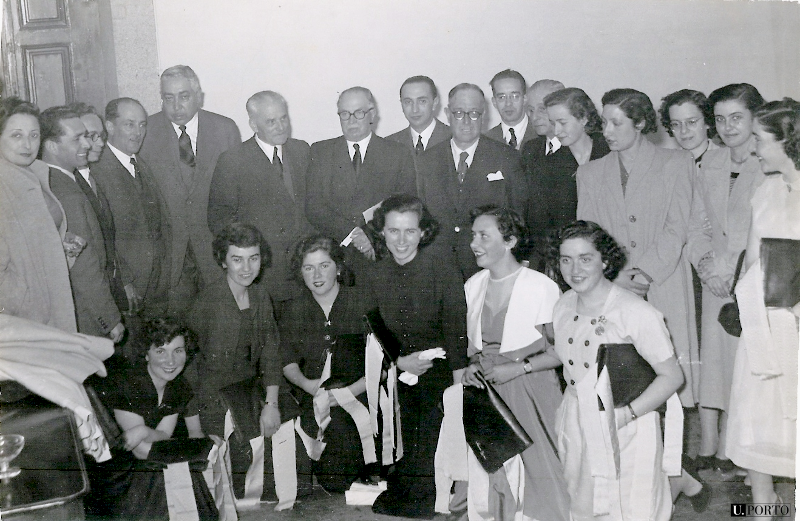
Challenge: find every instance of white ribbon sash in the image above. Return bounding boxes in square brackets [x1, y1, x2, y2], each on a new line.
[164, 461, 199, 521]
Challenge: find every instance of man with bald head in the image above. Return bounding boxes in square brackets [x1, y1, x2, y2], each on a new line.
[93, 98, 171, 319]
[306, 86, 415, 269]
[484, 69, 537, 150]
[418, 83, 526, 279]
[209, 91, 313, 305]
[139, 65, 241, 318]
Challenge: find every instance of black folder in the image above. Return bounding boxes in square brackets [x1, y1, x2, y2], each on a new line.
[218, 376, 264, 443]
[363, 308, 401, 363]
[761, 238, 800, 308]
[596, 343, 665, 414]
[325, 333, 367, 389]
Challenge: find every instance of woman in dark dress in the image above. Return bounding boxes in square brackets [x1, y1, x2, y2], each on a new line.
[366, 194, 468, 519]
[91, 318, 216, 520]
[187, 223, 283, 499]
[280, 235, 373, 493]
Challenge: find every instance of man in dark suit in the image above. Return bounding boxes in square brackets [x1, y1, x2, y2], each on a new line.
[386, 76, 450, 194]
[41, 106, 124, 341]
[306, 86, 416, 269]
[139, 65, 241, 318]
[519, 79, 569, 269]
[419, 83, 527, 280]
[70, 102, 128, 313]
[484, 69, 536, 151]
[208, 91, 313, 306]
[93, 98, 171, 320]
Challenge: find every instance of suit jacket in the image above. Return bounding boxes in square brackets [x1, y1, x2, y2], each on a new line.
[686, 148, 764, 282]
[139, 110, 241, 290]
[49, 168, 121, 336]
[208, 137, 313, 302]
[0, 158, 76, 332]
[418, 138, 527, 279]
[387, 119, 451, 196]
[92, 148, 171, 315]
[306, 133, 416, 242]
[484, 119, 537, 151]
[523, 133, 610, 267]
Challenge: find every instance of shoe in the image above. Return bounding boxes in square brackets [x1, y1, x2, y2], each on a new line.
[687, 481, 712, 513]
[694, 454, 715, 470]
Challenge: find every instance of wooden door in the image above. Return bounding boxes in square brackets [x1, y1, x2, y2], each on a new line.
[1, 0, 117, 111]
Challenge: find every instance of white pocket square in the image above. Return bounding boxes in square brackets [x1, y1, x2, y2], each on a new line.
[487, 171, 504, 181]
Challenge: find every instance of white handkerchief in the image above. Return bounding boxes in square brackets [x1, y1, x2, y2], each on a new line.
[399, 371, 419, 386]
[486, 171, 504, 181]
[418, 347, 447, 360]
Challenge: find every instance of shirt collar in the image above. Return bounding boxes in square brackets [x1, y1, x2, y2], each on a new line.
[547, 135, 562, 153]
[501, 115, 528, 146]
[410, 119, 437, 149]
[450, 138, 480, 168]
[47, 163, 75, 181]
[107, 143, 137, 176]
[170, 112, 199, 149]
[255, 135, 282, 163]
[347, 133, 372, 160]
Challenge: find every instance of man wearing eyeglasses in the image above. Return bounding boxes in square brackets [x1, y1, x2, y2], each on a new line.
[307, 86, 416, 269]
[485, 70, 536, 151]
[418, 83, 526, 280]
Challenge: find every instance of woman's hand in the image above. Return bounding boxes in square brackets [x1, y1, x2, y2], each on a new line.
[702, 274, 730, 299]
[461, 363, 484, 388]
[483, 362, 525, 386]
[397, 352, 434, 376]
[122, 424, 150, 452]
[260, 403, 281, 438]
[615, 268, 650, 297]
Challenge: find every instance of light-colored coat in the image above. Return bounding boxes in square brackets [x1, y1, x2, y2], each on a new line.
[0, 158, 76, 332]
[576, 138, 698, 405]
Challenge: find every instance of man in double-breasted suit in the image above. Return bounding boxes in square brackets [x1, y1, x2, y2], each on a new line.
[386, 76, 451, 195]
[306, 86, 416, 271]
[139, 65, 241, 318]
[93, 98, 171, 320]
[419, 83, 527, 280]
[42, 106, 124, 341]
[208, 91, 314, 305]
[484, 70, 537, 151]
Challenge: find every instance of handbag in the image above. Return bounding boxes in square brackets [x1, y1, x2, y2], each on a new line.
[462, 372, 533, 473]
[717, 250, 746, 337]
[761, 238, 800, 308]
[596, 343, 665, 414]
[325, 333, 367, 389]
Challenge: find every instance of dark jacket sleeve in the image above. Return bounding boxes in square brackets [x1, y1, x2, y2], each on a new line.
[439, 262, 469, 371]
[255, 287, 283, 389]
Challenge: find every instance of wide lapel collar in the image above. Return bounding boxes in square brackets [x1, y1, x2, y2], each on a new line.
[601, 152, 627, 217]
[702, 148, 732, 233]
[624, 138, 657, 202]
[443, 141, 460, 209]
[334, 136, 356, 193]
[727, 155, 762, 225]
[466, 270, 489, 351]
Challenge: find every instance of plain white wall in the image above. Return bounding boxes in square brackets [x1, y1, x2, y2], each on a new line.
[152, 0, 800, 145]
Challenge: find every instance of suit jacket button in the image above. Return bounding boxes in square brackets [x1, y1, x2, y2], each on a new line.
[630, 241, 636, 248]
[629, 215, 636, 222]
[454, 226, 460, 233]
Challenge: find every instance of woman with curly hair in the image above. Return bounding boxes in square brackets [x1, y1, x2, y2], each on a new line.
[550, 220, 686, 520]
[726, 98, 800, 506]
[576, 88, 699, 409]
[659, 89, 719, 162]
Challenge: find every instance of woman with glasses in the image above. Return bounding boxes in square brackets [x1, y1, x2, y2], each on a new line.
[659, 90, 719, 164]
[727, 98, 800, 507]
[683, 84, 766, 474]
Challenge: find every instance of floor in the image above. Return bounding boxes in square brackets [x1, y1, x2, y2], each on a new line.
[236, 410, 796, 520]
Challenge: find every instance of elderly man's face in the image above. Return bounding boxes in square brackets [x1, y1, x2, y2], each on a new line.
[447, 88, 484, 149]
[491, 77, 527, 126]
[161, 76, 202, 126]
[80, 113, 105, 163]
[526, 86, 558, 137]
[107, 101, 147, 155]
[249, 99, 291, 146]
[337, 91, 375, 142]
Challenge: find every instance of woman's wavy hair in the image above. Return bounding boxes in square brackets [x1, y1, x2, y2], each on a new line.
[469, 205, 532, 262]
[708, 83, 764, 116]
[137, 318, 198, 363]
[212, 223, 271, 277]
[368, 194, 440, 261]
[289, 234, 354, 286]
[0, 97, 40, 135]
[601, 88, 658, 134]
[546, 220, 627, 287]
[658, 89, 715, 138]
[754, 97, 800, 170]
[544, 87, 603, 134]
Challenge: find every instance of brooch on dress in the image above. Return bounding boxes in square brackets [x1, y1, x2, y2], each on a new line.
[594, 315, 607, 336]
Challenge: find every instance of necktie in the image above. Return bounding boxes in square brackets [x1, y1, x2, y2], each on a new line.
[546, 140, 553, 155]
[352, 143, 362, 177]
[74, 170, 96, 200]
[274, 146, 294, 199]
[457, 151, 469, 184]
[178, 125, 196, 167]
[508, 128, 517, 149]
[415, 135, 424, 155]
[130, 157, 143, 189]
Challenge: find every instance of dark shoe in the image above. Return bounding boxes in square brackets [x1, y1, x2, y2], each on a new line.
[687, 481, 712, 513]
[372, 487, 436, 519]
[694, 454, 715, 470]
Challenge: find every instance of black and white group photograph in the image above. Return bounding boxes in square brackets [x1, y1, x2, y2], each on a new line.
[0, 0, 798, 520]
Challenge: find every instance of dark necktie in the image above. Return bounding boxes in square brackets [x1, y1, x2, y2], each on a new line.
[74, 170, 97, 199]
[415, 135, 424, 155]
[130, 157, 143, 190]
[178, 125, 196, 167]
[352, 143, 362, 177]
[546, 140, 554, 155]
[274, 146, 294, 199]
[508, 128, 517, 149]
[457, 151, 469, 184]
